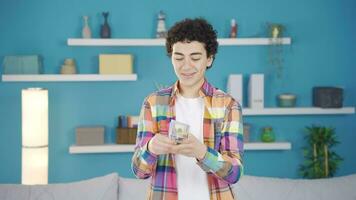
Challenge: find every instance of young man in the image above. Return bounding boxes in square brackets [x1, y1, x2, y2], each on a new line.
[132, 18, 244, 200]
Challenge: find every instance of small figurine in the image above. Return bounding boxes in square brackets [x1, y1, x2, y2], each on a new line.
[156, 11, 167, 38]
[100, 12, 111, 38]
[82, 16, 92, 39]
[229, 18, 237, 38]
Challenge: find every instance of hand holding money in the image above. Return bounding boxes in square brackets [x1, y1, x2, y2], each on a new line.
[171, 132, 207, 160]
[147, 134, 176, 155]
[169, 120, 207, 159]
[148, 120, 207, 159]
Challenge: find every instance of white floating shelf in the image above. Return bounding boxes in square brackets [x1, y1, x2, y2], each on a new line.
[218, 38, 291, 46]
[243, 107, 355, 116]
[245, 142, 291, 150]
[68, 38, 166, 46]
[1, 74, 137, 82]
[70, 144, 135, 154]
[67, 38, 291, 46]
[69, 142, 291, 154]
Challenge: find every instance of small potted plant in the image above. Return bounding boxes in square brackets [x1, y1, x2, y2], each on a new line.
[267, 23, 286, 78]
[268, 23, 285, 39]
[299, 125, 343, 179]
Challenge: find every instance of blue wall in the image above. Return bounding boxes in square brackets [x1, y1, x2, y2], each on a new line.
[0, 0, 355, 183]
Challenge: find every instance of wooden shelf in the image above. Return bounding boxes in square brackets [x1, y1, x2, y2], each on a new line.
[69, 142, 292, 154]
[67, 38, 292, 47]
[1, 74, 137, 82]
[243, 107, 355, 116]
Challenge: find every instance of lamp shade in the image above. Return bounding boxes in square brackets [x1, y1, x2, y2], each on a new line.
[21, 88, 48, 185]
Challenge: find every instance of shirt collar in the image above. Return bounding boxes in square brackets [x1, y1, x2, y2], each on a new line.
[169, 78, 214, 105]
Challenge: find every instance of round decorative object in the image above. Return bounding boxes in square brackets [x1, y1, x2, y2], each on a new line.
[261, 126, 275, 142]
[277, 93, 297, 107]
[60, 58, 77, 74]
[60, 65, 76, 74]
[64, 58, 75, 66]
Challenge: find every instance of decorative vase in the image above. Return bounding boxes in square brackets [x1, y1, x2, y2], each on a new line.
[156, 11, 167, 38]
[60, 58, 77, 74]
[261, 126, 275, 142]
[229, 18, 237, 38]
[82, 16, 92, 38]
[100, 12, 111, 38]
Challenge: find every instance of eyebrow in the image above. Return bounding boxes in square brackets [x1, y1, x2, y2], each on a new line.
[173, 52, 203, 56]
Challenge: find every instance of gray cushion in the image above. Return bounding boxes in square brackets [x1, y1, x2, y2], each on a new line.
[234, 174, 356, 200]
[0, 173, 118, 200]
[118, 177, 149, 200]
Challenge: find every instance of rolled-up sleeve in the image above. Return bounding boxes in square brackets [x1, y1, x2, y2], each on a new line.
[197, 100, 244, 184]
[131, 97, 158, 179]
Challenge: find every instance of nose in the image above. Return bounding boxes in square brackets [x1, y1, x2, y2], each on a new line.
[181, 57, 194, 70]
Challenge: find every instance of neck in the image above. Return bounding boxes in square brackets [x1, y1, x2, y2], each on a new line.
[178, 79, 204, 98]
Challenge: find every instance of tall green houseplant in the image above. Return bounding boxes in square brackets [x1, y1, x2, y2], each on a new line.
[299, 125, 343, 179]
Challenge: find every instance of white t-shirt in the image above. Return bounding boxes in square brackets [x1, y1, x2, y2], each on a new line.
[175, 94, 210, 200]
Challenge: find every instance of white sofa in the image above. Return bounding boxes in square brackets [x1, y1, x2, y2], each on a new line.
[1, 173, 356, 200]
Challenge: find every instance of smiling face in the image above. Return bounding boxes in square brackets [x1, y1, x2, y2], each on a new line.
[171, 41, 213, 94]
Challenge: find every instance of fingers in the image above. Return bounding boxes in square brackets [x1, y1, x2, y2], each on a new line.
[179, 133, 196, 144]
[153, 145, 173, 154]
[157, 134, 176, 145]
[171, 143, 194, 154]
[149, 133, 176, 155]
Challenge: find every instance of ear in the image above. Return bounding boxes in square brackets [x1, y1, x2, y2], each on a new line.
[207, 55, 214, 68]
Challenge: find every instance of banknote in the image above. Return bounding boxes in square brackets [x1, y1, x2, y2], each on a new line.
[168, 120, 189, 144]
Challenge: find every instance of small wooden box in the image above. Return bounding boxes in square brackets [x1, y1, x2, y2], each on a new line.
[116, 128, 137, 144]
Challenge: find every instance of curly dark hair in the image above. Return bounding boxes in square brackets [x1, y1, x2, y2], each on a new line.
[165, 18, 218, 69]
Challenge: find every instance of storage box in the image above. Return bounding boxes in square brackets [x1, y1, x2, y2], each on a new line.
[99, 54, 133, 74]
[76, 126, 105, 145]
[2, 55, 43, 74]
[313, 87, 343, 108]
[227, 74, 243, 106]
[116, 128, 137, 144]
[248, 74, 264, 109]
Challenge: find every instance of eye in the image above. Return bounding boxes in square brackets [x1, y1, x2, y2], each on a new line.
[191, 56, 201, 61]
[174, 57, 184, 61]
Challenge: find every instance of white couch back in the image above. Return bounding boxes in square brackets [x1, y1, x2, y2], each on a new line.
[1, 173, 356, 200]
[118, 174, 356, 200]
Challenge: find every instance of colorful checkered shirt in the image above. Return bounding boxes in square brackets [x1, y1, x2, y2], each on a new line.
[132, 80, 244, 200]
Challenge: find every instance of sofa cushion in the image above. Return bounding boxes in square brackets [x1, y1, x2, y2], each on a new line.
[234, 174, 356, 200]
[0, 173, 118, 200]
[118, 177, 149, 200]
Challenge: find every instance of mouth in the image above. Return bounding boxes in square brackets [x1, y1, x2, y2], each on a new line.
[181, 72, 196, 79]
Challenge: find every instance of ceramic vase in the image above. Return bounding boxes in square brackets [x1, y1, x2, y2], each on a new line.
[100, 12, 111, 38]
[82, 16, 92, 38]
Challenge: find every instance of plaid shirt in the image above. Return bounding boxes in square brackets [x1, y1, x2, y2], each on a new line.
[132, 80, 244, 200]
